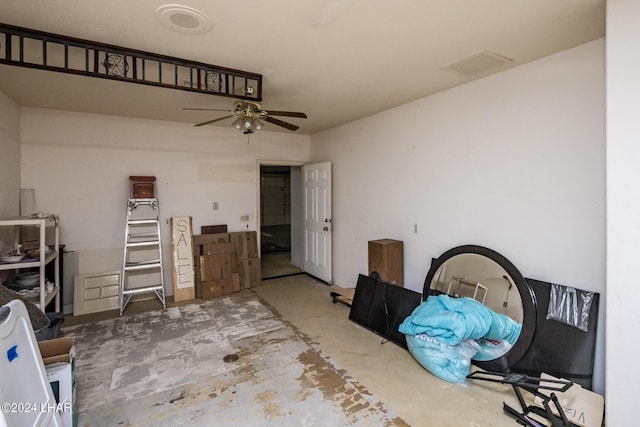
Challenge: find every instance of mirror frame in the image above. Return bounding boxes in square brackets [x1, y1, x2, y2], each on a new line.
[421, 245, 537, 372]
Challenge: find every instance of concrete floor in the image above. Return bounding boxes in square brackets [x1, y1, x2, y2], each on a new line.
[64, 274, 523, 426]
[253, 276, 521, 427]
[261, 251, 303, 279]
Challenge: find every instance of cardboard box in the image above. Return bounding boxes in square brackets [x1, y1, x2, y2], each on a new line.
[199, 253, 232, 281]
[238, 258, 262, 289]
[39, 337, 74, 365]
[534, 373, 604, 427]
[202, 242, 234, 255]
[230, 252, 239, 273]
[193, 240, 232, 298]
[201, 225, 228, 234]
[229, 232, 258, 260]
[202, 279, 234, 298]
[38, 338, 76, 427]
[231, 272, 241, 293]
[193, 233, 230, 247]
[194, 233, 257, 297]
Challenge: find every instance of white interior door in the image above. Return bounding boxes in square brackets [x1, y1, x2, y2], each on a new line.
[303, 162, 332, 283]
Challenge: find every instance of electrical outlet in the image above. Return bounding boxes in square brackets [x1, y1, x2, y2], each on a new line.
[413, 223, 418, 234]
[212, 202, 219, 210]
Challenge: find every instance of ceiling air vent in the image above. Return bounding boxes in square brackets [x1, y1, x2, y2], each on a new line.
[155, 4, 212, 34]
[441, 50, 514, 77]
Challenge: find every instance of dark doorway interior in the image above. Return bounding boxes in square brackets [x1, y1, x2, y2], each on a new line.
[260, 165, 303, 279]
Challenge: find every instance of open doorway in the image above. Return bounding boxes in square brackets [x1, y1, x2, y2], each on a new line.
[260, 165, 304, 279]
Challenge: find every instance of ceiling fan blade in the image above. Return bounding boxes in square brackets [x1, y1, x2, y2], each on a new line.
[184, 107, 232, 112]
[264, 110, 307, 118]
[194, 115, 234, 127]
[264, 116, 300, 131]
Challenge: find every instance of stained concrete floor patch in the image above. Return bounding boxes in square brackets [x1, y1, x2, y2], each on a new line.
[62, 291, 408, 426]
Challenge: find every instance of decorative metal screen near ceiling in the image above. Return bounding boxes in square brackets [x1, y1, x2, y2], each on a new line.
[0, 23, 262, 101]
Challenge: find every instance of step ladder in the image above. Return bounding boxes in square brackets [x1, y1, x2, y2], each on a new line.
[120, 176, 166, 315]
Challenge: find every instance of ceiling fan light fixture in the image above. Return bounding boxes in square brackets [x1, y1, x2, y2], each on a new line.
[243, 118, 255, 131]
[186, 99, 306, 133]
[232, 117, 243, 130]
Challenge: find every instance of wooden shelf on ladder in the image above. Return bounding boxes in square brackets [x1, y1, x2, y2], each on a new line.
[120, 176, 166, 315]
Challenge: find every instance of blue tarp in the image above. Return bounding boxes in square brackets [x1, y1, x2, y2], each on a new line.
[399, 294, 522, 383]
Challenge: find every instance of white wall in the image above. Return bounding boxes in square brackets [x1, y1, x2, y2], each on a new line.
[0, 92, 21, 219]
[311, 39, 606, 392]
[19, 109, 310, 280]
[0, 92, 21, 279]
[606, 1, 640, 425]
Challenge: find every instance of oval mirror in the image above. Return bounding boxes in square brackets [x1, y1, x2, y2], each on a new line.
[422, 245, 537, 372]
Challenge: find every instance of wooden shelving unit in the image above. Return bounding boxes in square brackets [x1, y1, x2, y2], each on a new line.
[0, 215, 60, 312]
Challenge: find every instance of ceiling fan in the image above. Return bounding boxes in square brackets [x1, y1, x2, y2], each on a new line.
[184, 100, 307, 134]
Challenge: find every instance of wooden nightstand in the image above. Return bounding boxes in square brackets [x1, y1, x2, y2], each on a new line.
[368, 239, 404, 286]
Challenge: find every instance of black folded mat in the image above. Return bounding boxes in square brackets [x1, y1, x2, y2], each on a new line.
[349, 273, 422, 349]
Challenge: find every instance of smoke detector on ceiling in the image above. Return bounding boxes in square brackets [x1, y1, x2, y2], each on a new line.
[155, 4, 212, 34]
[441, 50, 514, 77]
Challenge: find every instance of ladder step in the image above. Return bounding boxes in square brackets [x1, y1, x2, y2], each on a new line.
[127, 232, 159, 238]
[127, 219, 159, 225]
[124, 260, 162, 270]
[128, 200, 159, 211]
[122, 285, 164, 295]
[128, 200, 158, 207]
[126, 240, 160, 247]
